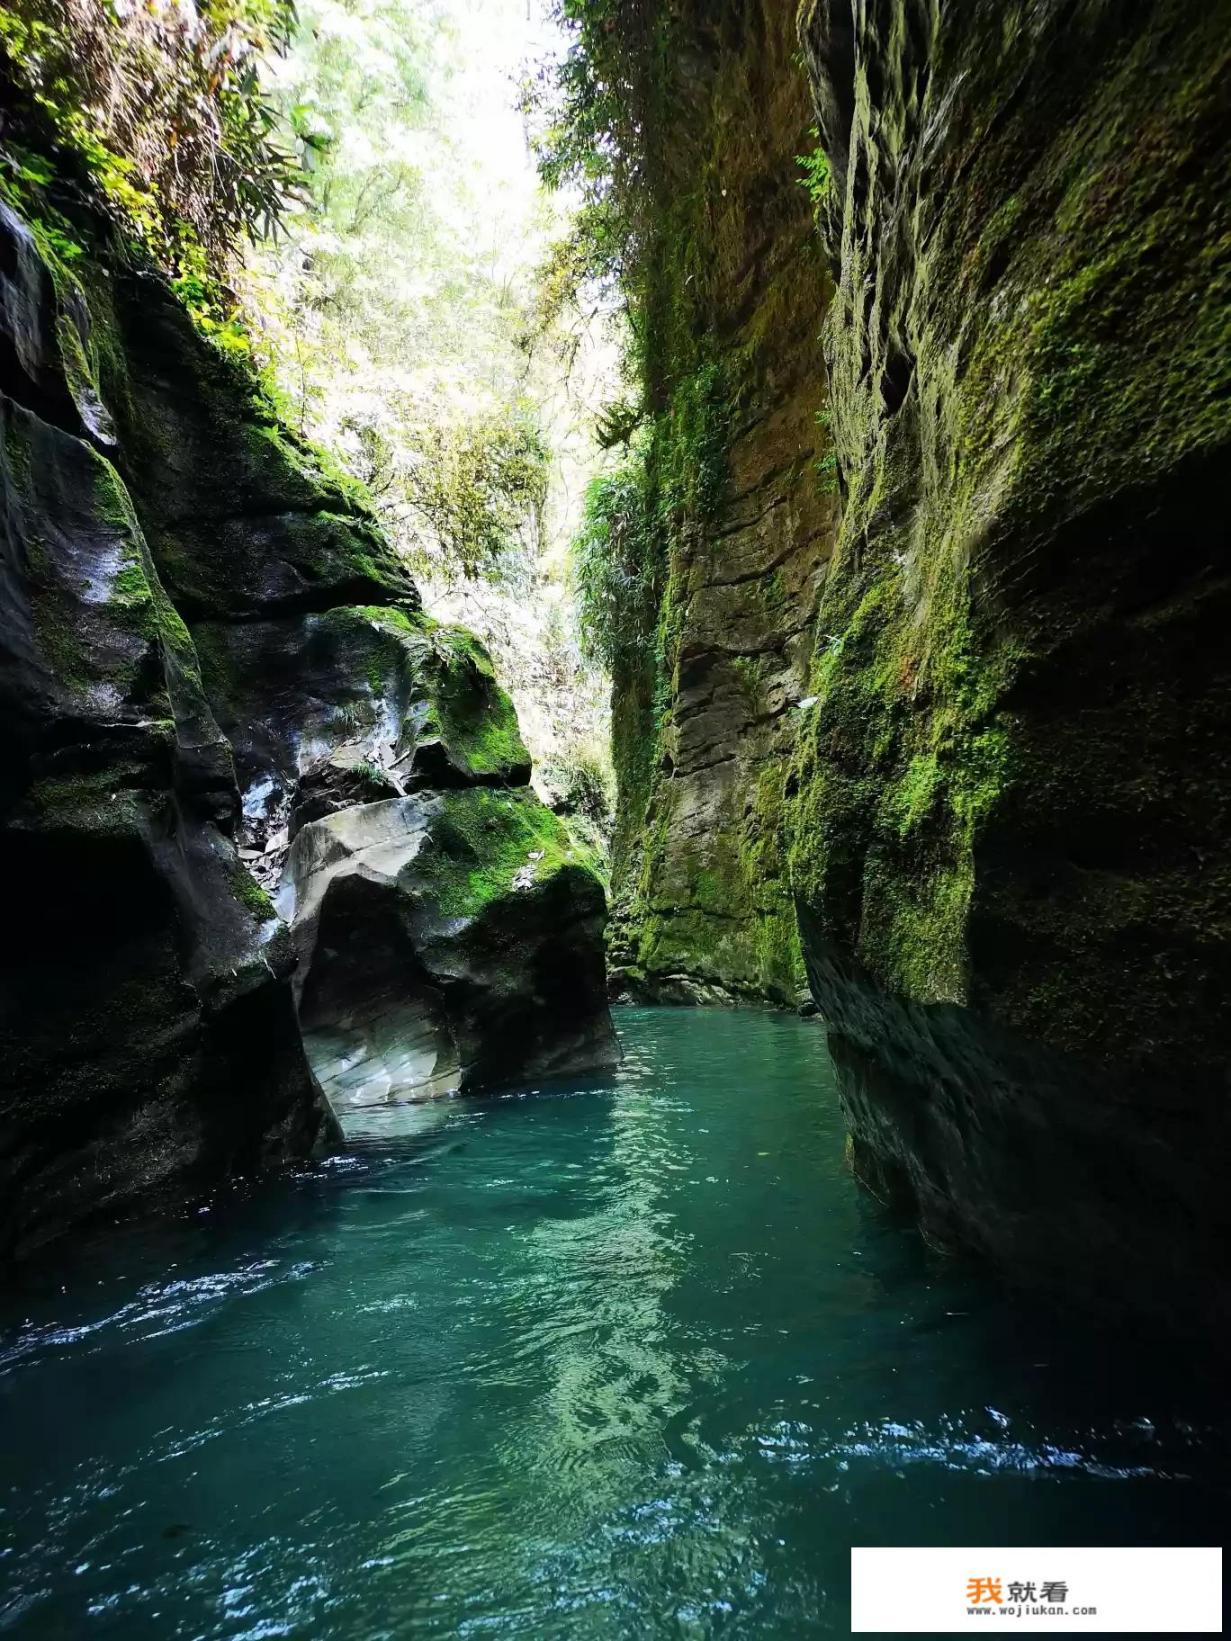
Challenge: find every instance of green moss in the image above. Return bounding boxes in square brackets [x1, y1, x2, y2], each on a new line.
[788, 538, 1020, 1004]
[414, 788, 598, 921]
[618, 736, 807, 1004]
[31, 600, 91, 693]
[590, 351, 737, 953]
[552, 2, 831, 1006]
[787, 0, 1230, 1017]
[883, 752, 942, 838]
[729, 654, 762, 716]
[333, 606, 419, 700]
[350, 604, 420, 637]
[111, 562, 147, 603]
[26, 762, 154, 832]
[421, 625, 528, 779]
[230, 864, 276, 919]
[83, 449, 210, 709]
[242, 421, 373, 518]
[330, 608, 529, 781]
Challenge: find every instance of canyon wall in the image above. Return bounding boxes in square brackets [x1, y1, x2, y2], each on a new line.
[601, 0, 1230, 1330]
[790, 0, 1231, 1333]
[0, 197, 614, 1256]
[607, 0, 836, 1006]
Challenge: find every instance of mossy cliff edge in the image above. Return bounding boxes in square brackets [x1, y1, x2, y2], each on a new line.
[601, 0, 837, 1006]
[789, 0, 1231, 1332]
[0, 188, 614, 1256]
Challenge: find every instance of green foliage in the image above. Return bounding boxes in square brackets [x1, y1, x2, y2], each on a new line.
[400, 416, 549, 585]
[335, 408, 550, 587]
[594, 395, 643, 450]
[524, 2, 672, 335]
[525, 200, 625, 339]
[796, 127, 830, 215]
[571, 454, 655, 674]
[543, 744, 615, 830]
[571, 350, 729, 671]
[0, 0, 300, 276]
[0, 150, 87, 271]
[168, 238, 255, 358]
[527, 1, 664, 199]
[245, 0, 560, 589]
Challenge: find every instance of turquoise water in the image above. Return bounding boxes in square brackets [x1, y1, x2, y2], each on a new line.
[0, 1008, 1225, 1638]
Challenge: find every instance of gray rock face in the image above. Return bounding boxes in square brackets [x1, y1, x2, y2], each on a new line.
[189, 607, 532, 879]
[0, 198, 615, 1253]
[280, 790, 618, 1134]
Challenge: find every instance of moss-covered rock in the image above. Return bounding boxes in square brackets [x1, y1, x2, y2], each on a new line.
[790, 0, 1231, 1334]
[0, 226, 330, 1255]
[95, 271, 418, 620]
[281, 788, 617, 1123]
[0, 183, 613, 1251]
[190, 605, 530, 875]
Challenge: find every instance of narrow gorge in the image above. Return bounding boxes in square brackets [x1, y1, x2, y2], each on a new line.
[0, 0, 1227, 1633]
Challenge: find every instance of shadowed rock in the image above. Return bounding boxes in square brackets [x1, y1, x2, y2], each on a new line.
[790, 0, 1231, 1336]
[0, 305, 327, 1257]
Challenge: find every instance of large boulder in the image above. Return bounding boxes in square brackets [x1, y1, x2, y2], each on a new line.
[279, 789, 618, 1130]
[190, 606, 533, 872]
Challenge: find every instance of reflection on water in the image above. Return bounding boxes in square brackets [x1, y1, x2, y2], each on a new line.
[0, 1008, 1226, 1638]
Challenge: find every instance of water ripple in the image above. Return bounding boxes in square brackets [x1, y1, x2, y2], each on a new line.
[0, 1009, 1224, 1640]
[0, 1259, 323, 1375]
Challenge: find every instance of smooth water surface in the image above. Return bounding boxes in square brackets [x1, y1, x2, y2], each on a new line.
[1, 1009, 1226, 1637]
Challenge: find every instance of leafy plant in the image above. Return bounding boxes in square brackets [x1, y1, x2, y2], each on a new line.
[0, 0, 302, 275]
[796, 127, 831, 215]
[400, 415, 550, 584]
[571, 453, 656, 674]
[539, 743, 615, 830]
[237, 0, 569, 588]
